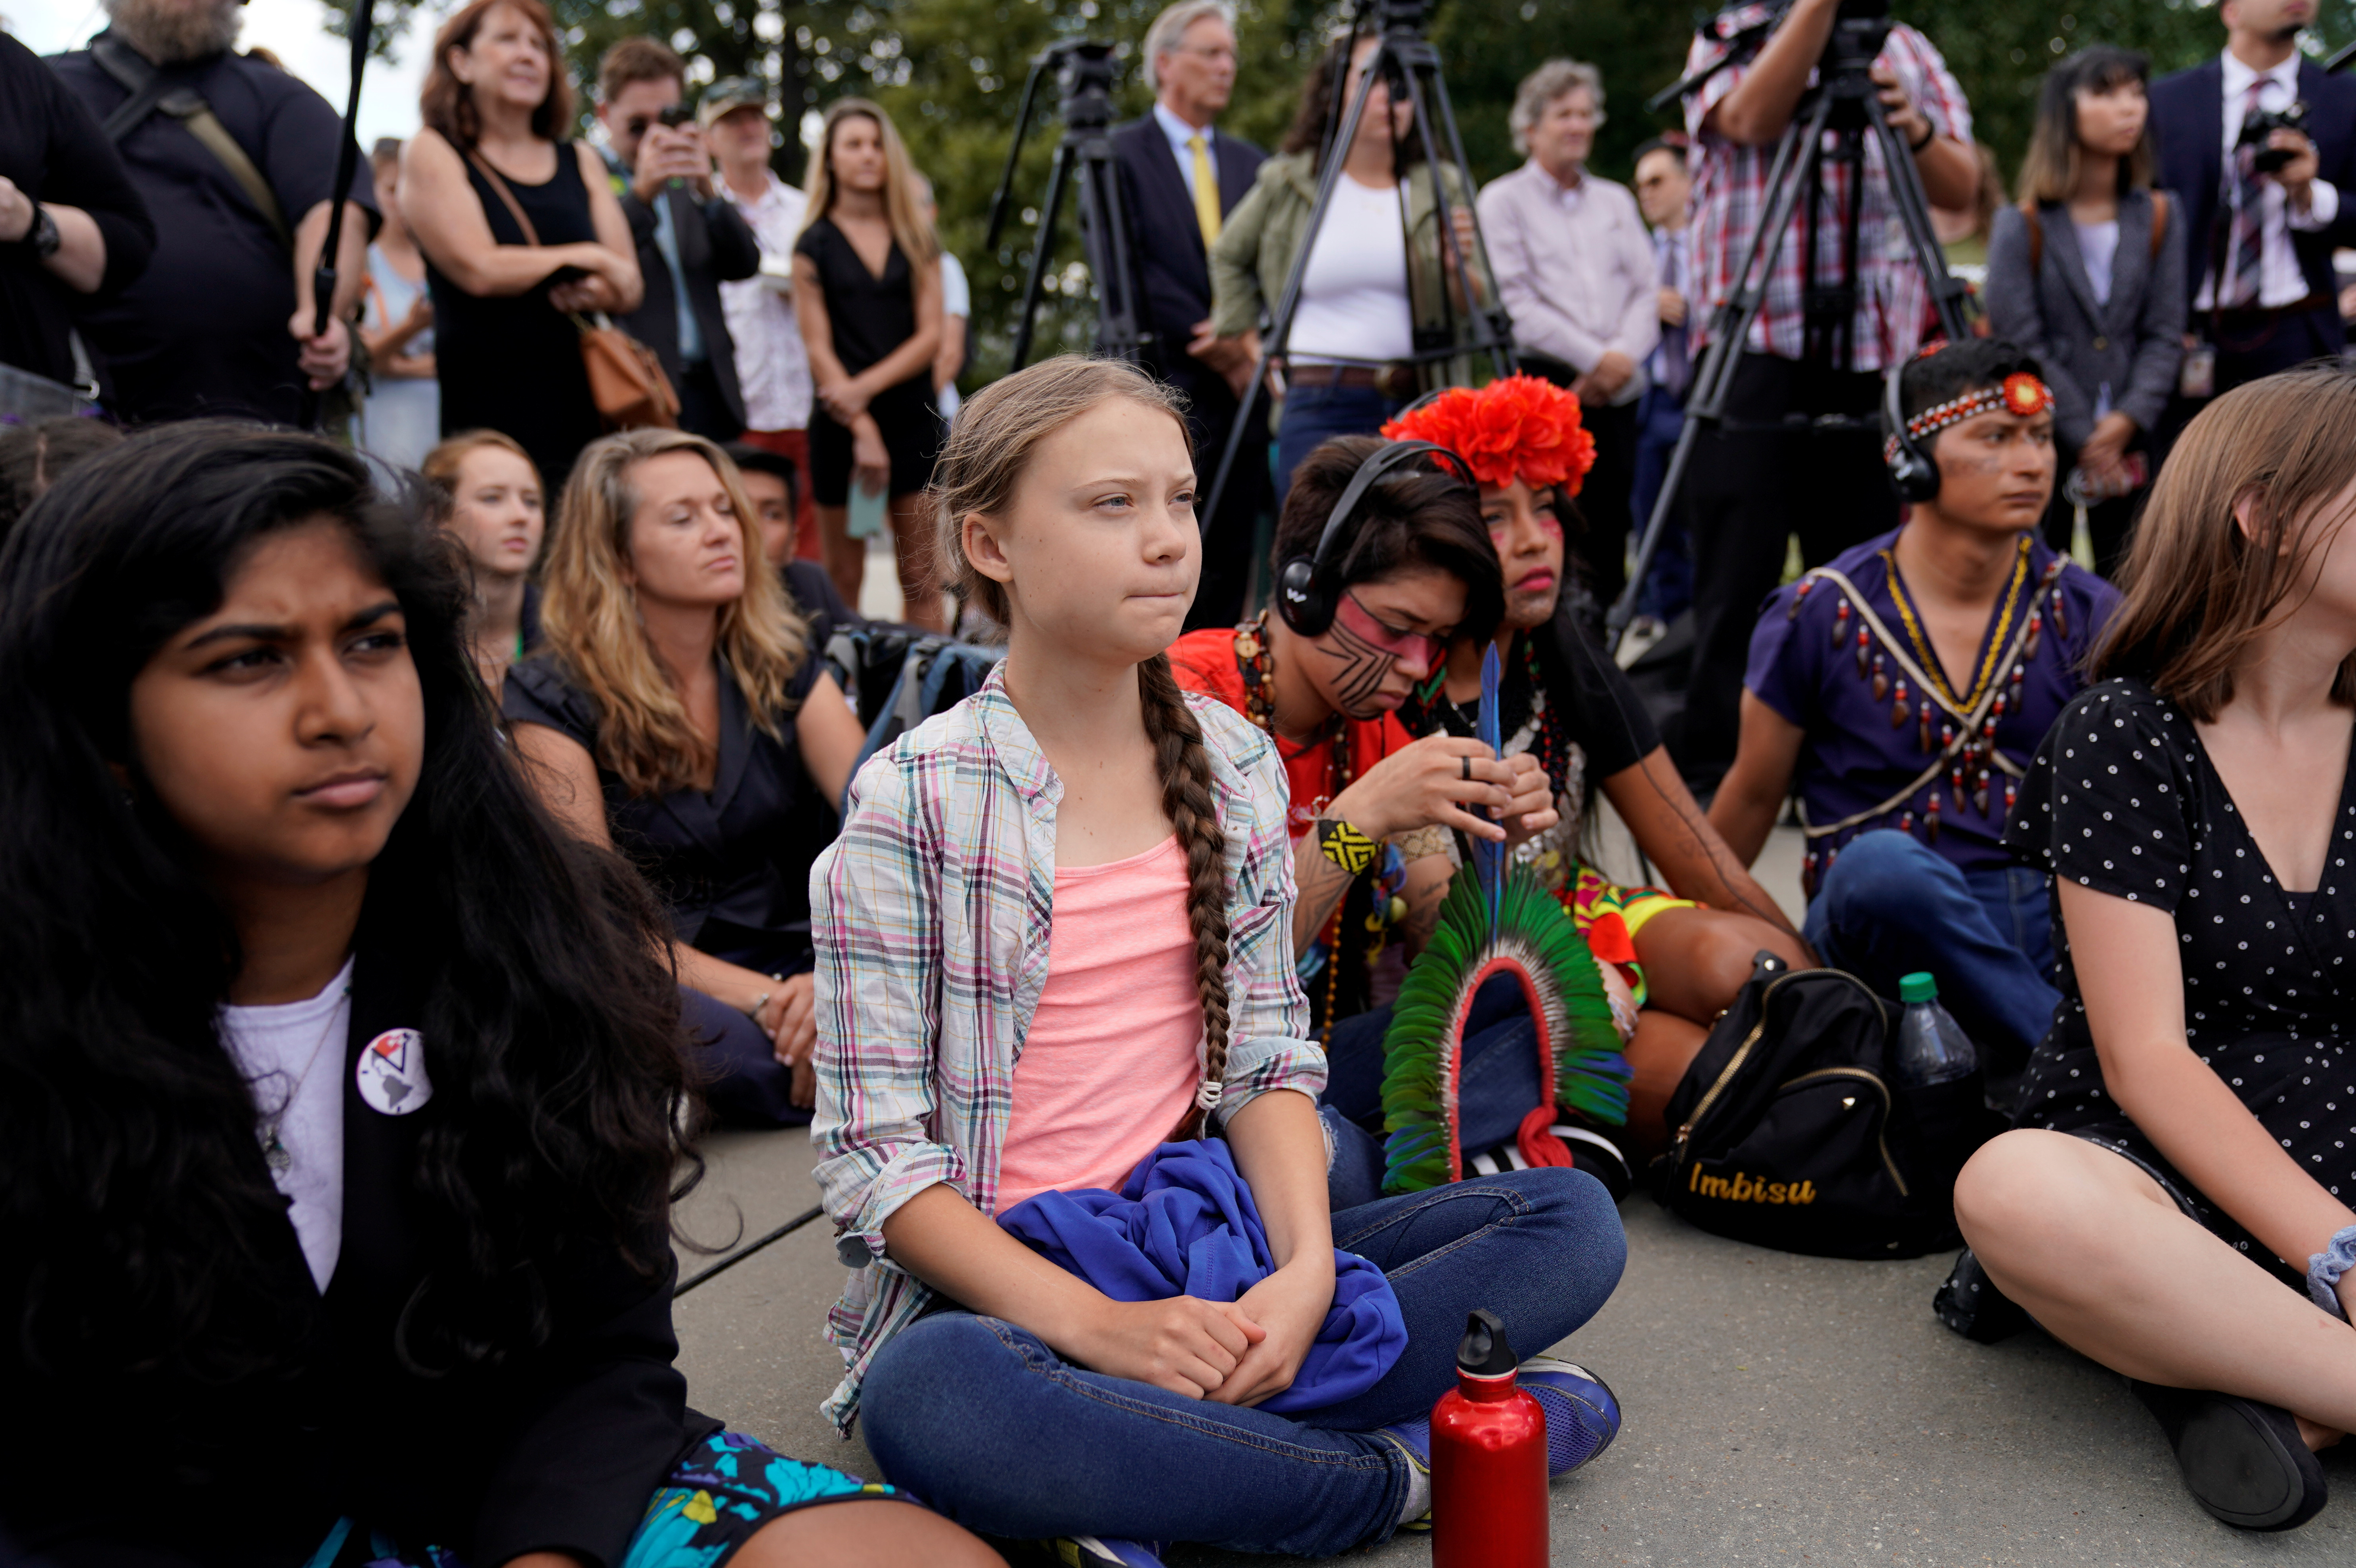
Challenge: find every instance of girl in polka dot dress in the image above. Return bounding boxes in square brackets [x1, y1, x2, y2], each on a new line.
[1956, 365, 2356, 1534]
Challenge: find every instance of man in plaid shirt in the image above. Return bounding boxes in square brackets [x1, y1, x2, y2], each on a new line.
[1666, 0, 1977, 793]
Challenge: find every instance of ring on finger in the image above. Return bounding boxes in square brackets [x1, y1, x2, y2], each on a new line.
[1461, 755, 1473, 783]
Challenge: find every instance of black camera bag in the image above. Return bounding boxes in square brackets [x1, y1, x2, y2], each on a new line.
[1650, 954, 1999, 1259]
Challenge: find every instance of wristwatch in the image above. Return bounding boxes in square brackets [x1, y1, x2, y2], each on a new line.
[24, 204, 60, 260]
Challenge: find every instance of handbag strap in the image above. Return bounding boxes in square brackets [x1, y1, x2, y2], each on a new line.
[465, 148, 543, 248]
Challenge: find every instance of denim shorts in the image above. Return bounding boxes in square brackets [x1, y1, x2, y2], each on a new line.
[300, 1430, 903, 1568]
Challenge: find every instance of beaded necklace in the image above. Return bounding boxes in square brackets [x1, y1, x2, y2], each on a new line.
[1879, 535, 2031, 711]
[1233, 613, 1364, 1042]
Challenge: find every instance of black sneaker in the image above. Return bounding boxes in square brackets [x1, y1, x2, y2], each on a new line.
[2129, 1380, 2328, 1531]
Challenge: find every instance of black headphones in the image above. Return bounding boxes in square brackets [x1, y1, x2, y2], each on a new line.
[1883, 359, 1941, 504]
[1275, 439, 1471, 638]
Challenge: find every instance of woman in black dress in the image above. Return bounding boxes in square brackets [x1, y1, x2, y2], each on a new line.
[1957, 364, 2356, 1533]
[792, 99, 944, 630]
[505, 429, 867, 1128]
[399, 0, 641, 491]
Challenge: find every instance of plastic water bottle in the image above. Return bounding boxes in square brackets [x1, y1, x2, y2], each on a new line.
[1893, 971, 1977, 1087]
[1432, 1310, 1548, 1568]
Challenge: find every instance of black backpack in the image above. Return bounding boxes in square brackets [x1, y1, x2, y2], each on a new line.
[1650, 955, 2001, 1260]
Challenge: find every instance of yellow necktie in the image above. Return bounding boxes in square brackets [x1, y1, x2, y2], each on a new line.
[1188, 133, 1221, 247]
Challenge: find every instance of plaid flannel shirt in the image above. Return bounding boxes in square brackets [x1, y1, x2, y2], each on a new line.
[808, 666, 1324, 1433]
[1683, 13, 1971, 371]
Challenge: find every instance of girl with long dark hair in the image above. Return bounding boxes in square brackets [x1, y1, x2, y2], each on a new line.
[1986, 45, 2185, 577]
[1207, 31, 1487, 504]
[819, 357, 1626, 1564]
[0, 423, 996, 1568]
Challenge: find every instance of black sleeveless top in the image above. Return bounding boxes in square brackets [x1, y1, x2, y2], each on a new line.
[793, 216, 922, 380]
[426, 140, 604, 489]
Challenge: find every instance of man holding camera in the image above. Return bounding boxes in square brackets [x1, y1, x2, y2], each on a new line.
[1668, 0, 1976, 795]
[2150, 0, 2356, 404]
[1113, 0, 1268, 631]
[596, 36, 761, 443]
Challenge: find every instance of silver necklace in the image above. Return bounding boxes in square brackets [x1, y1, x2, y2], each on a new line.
[254, 985, 349, 1173]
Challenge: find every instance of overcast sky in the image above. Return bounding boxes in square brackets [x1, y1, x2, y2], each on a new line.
[10, 0, 437, 148]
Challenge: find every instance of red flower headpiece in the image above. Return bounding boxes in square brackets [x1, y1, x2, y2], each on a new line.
[1379, 374, 1598, 495]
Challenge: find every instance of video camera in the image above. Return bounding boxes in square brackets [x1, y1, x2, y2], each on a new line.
[2239, 99, 2310, 175]
[1647, 0, 1892, 115]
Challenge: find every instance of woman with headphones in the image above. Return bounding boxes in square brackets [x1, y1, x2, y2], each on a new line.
[1706, 338, 2120, 1110]
[1168, 435, 1596, 1205]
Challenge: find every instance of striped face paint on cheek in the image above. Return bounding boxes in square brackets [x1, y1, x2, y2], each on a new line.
[1318, 592, 1446, 718]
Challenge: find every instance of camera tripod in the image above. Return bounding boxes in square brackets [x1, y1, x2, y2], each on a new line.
[1606, 0, 1970, 653]
[1197, 0, 1517, 528]
[987, 40, 1147, 370]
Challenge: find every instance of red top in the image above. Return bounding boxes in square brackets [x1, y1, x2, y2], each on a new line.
[1167, 625, 1415, 841]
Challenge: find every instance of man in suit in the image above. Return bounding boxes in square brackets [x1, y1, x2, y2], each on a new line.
[1114, 0, 1269, 630]
[2151, 0, 2356, 403]
[595, 37, 762, 443]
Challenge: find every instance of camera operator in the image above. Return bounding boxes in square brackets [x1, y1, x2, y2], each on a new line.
[595, 36, 761, 443]
[1668, 0, 1976, 794]
[2150, 0, 2356, 405]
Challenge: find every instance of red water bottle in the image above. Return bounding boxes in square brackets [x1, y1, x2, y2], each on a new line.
[1431, 1308, 1548, 1568]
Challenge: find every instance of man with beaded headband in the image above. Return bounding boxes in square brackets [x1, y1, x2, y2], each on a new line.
[1711, 339, 2119, 1102]
[1383, 374, 1814, 1162]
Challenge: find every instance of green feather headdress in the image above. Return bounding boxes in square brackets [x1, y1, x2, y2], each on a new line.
[1376, 644, 1629, 1195]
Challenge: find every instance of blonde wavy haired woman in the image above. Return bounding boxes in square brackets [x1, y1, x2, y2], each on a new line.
[505, 427, 867, 1126]
[792, 98, 947, 628]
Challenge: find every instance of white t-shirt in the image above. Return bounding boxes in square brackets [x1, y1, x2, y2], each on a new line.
[2074, 218, 2120, 307]
[220, 957, 353, 1292]
[938, 251, 971, 424]
[1290, 173, 1414, 365]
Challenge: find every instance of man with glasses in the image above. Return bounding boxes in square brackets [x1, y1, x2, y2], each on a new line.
[595, 36, 761, 443]
[1477, 61, 1657, 618]
[1114, 0, 1269, 629]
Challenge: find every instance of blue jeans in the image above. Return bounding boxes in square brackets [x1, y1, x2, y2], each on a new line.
[1628, 384, 1692, 624]
[1320, 977, 1542, 1208]
[680, 987, 810, 1129]
[1802, 831, 2061, 1094]
[1275, 382, 1403, 508]
[860, 1167, 1626, 1555]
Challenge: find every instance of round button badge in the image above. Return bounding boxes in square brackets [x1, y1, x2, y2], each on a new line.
[355, 1028, 432, 1115]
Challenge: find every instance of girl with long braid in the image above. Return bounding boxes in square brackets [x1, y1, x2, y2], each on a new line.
[814, 357, 1629, 1566]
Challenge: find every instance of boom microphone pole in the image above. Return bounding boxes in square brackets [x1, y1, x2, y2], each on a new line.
[300, 0, 374, 433]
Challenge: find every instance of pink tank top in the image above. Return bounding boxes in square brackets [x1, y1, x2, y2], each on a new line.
[997, 835, 1205, 1211]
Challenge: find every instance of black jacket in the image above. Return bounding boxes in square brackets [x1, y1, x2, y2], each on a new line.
[0, 32, 152, 387]
[1, 931, 718, 1568]
[1110, 115, 1265, 391]
[619, 181, 762, 430]
[2150, 53, 2356, 344]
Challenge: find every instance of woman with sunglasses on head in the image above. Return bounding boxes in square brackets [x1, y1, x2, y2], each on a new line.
[1167, 434, 1602, 1201]
[401, 0, 642, 494]
[0, 422, 997, 1568]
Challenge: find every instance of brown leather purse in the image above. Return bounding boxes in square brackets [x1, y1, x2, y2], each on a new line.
[467, 149, 678, 431]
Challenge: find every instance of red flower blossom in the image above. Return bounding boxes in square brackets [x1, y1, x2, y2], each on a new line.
[1380, 374, 1598, 495]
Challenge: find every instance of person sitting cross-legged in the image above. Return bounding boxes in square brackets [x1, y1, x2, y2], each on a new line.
[1709, 339, 2119, 1104]
[1384, 375, 1813, 1160]
[1169, 435, 1629, 1203]
[1956, 363, 2356, 1535]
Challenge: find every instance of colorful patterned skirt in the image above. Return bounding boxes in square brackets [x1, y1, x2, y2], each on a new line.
[1562, 864, 1695, 1010]
[295, 1431, 902, 1568]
